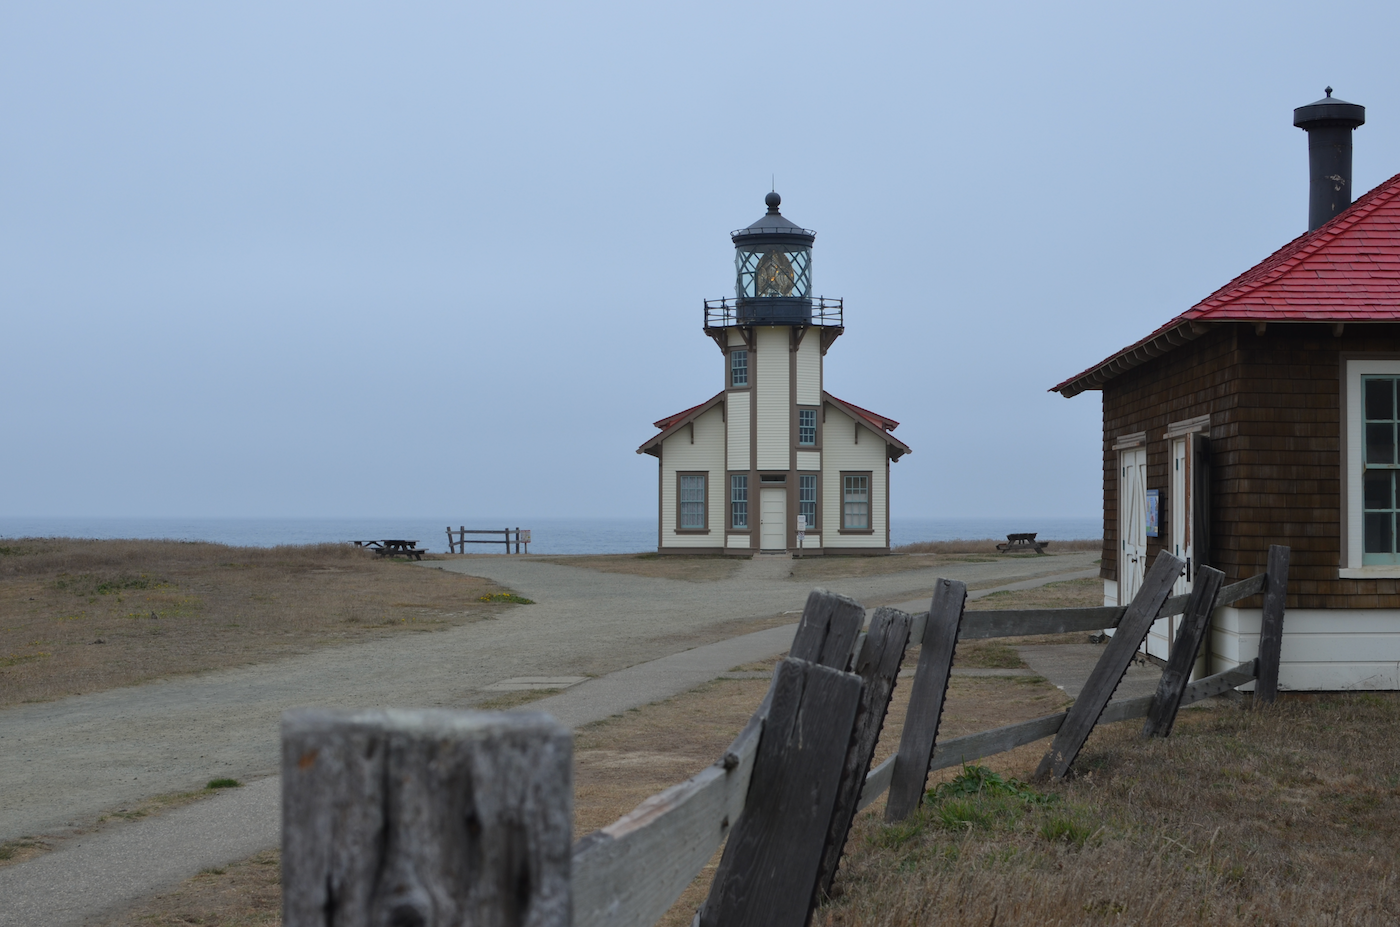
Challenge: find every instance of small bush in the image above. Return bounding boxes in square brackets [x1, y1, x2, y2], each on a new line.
[206, 778, 241, 789]
[478, 593, 533, 604]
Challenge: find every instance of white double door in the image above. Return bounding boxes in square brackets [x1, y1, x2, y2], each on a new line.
[759, 488, 787, 551]
[1125, 439, 1199, 663]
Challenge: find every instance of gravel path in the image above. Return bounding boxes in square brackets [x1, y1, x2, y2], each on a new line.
[0, 552, 1095, 844]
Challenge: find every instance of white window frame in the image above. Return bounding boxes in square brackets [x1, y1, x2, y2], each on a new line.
[730, 473, 748, 530]
[730, 350, 749, 388]
[1342, 358, 1400, 577]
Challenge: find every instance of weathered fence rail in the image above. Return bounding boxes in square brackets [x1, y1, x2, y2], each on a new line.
[445, 525, 531, 554]
[283, 545, 1291, 927]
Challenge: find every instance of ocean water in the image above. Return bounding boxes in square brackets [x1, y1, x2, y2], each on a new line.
[1, 515, 1100, 555]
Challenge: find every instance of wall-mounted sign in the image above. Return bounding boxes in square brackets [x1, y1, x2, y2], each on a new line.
[1146, 490, 1160, 538]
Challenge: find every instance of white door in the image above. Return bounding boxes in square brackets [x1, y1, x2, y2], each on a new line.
[1119, 446, 1147, 606]
[759, 488, 787, 551]
[1144, 440, 1189, 661]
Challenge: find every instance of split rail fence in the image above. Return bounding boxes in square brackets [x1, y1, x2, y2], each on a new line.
[281, 545, 1290, 927]
[445, 525, 531, 554]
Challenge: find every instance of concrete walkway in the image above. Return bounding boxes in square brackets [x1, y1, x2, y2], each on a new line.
[0, 552, 1097, 926]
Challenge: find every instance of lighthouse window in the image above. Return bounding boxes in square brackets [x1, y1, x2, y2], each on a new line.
[798, 409, 817, 445]
[731, 350, 748, 388]
[842, 474, 870, 530]
[678, 474, 707, 531]
[735, 248, 811, 299]
[730, 474, 748, 529]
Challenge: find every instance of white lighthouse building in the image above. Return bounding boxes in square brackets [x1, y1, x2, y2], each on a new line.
[638, 192, 910, 555]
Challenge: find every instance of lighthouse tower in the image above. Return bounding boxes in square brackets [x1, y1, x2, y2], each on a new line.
[638, 193, 910, 554]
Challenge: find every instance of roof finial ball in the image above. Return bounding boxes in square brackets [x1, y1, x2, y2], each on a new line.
[1325, 86, 1333, 97]
[765, 190, 782, 213]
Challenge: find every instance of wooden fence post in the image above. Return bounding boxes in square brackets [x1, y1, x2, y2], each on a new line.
[1255, 544, 1291, 703]
[696, 658, 863, 927]
[1142, 565, 1224, 737]
[282, 708, 572, 927]
[814, 606, 911, 902]
[445, 526, 452, 554]
[1035, 551, 1184, 779]
[789, 589, 866, 669]
[885, 578, 967, 821]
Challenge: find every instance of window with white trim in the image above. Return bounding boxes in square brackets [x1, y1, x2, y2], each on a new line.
[1343, 359, 1400, 574]
[799, 474, 817, 529]
[731, 474, 748, 529]
[731, 350, 748, 387]
[843, 474, 869, 529]
[679, 474, 706, 530]
[1363, 376, 1400, 564]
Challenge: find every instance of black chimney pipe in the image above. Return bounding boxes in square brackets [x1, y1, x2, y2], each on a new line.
[1294, 87, 1366, 231]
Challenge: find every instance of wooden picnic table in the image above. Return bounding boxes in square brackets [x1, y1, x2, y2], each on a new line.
[996, 532, 1048, 554]
[353, 539, 427, 560]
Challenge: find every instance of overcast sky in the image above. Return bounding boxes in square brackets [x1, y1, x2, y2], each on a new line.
[3, 1, 1399, 522]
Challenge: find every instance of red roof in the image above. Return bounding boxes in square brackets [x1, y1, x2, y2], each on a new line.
[1053, 170, 1400, 397]
[637, 391, 910, 459]
[652, 399, 712, 431]
[824, 393, 901, 432]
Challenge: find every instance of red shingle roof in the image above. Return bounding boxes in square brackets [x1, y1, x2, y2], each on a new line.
[1053, 170, 1400, 397]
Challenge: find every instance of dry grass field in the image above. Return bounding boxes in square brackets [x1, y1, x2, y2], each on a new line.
[0, 538, 512, 708]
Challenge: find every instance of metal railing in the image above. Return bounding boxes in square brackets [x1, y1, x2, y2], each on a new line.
[702, 296, 843, 329]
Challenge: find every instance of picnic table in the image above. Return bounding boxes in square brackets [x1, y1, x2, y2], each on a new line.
[353, 539, 428, 560]
[996, 532, 1048, 554]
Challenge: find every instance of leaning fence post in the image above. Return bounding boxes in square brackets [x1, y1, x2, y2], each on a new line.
[282, 708, 572, 927]
[1142, 565, 1225, 737]
[1255, 544, 1291, 703]
[696, 658, 863, 927]
[1035, 551, 1183, 779]
[814, 606, 912, 901]
[885, 578, 967, 822]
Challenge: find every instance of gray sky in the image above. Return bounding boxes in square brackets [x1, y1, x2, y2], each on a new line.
[4, 1, 1398, 521]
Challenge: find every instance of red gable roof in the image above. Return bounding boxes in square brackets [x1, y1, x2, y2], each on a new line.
[637, 391, 911, 459]
[1053, 170, 1400, 397]
[824, 393, 901, 432]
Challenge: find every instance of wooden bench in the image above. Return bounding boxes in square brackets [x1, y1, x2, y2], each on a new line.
[995, 532, 1048, 554]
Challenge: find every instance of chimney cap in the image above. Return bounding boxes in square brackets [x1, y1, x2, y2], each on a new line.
[1295, 88, 1365, 130]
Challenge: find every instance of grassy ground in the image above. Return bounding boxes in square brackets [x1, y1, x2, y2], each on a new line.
[0, 538, 512, 707]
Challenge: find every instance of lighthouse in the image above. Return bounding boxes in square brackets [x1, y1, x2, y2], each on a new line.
[638, 192, 910, 554]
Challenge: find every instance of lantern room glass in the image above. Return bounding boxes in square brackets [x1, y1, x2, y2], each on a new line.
[735, 247, 812, 299]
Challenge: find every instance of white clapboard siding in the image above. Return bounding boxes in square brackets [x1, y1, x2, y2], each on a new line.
[796, 450, 820, 471]
[1209, 607, 1400, 690]
[726, 533, 750, 549]
[820, 407, 888, 547]
[727, 391, 750, 471]
[796, 337, 821, 406]
[660, 407, 725, 548]
[755, 327, 790, 470]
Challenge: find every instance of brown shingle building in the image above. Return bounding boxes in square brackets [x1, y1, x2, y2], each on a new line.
[1054, 91, 1400, 690]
